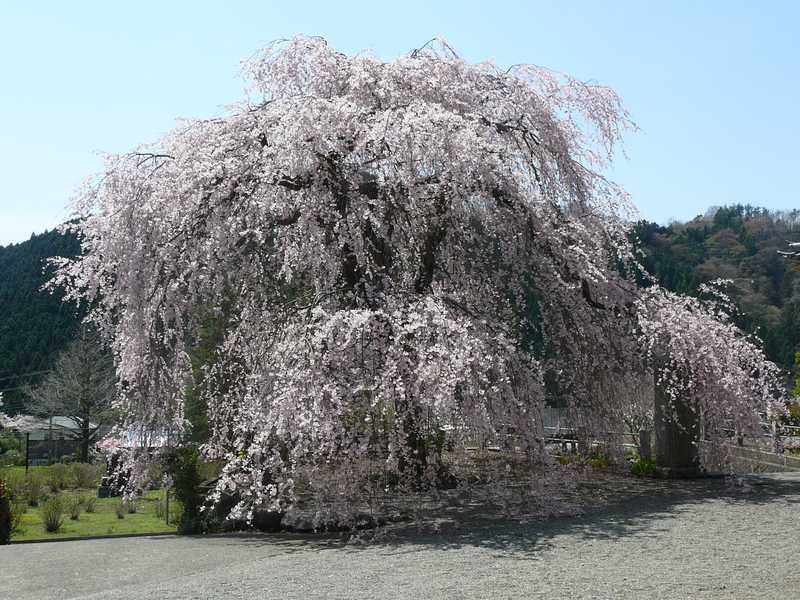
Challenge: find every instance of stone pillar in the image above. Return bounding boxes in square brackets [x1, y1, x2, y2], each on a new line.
[575, 425, 590, 456]
[654, 378, 702, 477]
[638, 429, 652, 462]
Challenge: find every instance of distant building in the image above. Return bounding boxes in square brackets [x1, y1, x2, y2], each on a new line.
[3, 415, 107, 464]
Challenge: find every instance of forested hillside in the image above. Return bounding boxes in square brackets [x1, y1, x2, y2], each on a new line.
[634, 205, 800, 372]
[0, 229, 83, 414]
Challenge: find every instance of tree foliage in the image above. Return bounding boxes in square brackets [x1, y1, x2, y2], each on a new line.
[52, 36, 784, 519]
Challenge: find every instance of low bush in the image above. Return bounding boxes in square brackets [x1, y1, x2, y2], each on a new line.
[46, 463, 70, 492]
[40, 496, 64, 533]
[83, 494, 97, 513]
[557, 450, 612, 469]
[71, 463, 102, 489]
[126, 499, 138, 514]
[10, 498, 27, 534]
[0, 432, 20, 455]
[0, 449, 23, 467]
[630, 458, 659, 478]
[586, 451, 612, 470]
[114, 499, 126, 519]
[25, 473, 45, 507]
[2, 470, 26, 503]
[66, 495, 83, 520]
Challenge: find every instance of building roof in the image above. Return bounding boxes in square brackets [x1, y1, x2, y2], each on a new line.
[1, 415, 97, 433]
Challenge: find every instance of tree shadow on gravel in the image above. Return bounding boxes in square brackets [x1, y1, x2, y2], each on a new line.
[203, 472, 800, 559]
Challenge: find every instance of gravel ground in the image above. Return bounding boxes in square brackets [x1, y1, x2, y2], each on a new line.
[3, 472, 799, 600]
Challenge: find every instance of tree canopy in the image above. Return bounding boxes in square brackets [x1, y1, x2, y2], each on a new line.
[53, 36, 784, 520]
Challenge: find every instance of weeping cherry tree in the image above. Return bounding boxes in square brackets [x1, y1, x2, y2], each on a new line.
[52, 36, 784, 520]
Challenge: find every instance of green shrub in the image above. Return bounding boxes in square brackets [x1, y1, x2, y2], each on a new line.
[0, 432, 20, 454]
[40, 496, 64, 533]
[2, 470, 26, 503]
[0, 449, 23, 467]
[126, 499, 138, 514]
[47, 463, 70, 492]
[114, 499, 126, 519]
[557, 450, 612, 469]
[0, 478, 11, 544]
[25, 473, 45, 507]
[83, 494, 97, 513]
[586, 452, 612, 470]
[70, 463, 102, 489]
[66, 495, 83, 520]
[631, 458, 659, 478]
[10, 497, 27, 534]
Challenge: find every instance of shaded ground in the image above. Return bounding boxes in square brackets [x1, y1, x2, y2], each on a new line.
[2, 472, 799, 599]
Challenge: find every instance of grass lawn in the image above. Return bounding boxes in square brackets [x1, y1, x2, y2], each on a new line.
[8, 487, 177, 542]
[2, 465, 47, 478]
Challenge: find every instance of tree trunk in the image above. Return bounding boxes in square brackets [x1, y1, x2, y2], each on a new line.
[80, 422, 90, 463]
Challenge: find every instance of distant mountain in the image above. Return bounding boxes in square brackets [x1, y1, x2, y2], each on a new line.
[0, 228, 83, 415]
[634, 205, 800, 373]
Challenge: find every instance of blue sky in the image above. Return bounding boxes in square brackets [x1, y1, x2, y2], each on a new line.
[1, 0, 798, 245]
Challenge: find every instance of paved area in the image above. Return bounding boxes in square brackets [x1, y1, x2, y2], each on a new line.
[3, 472, 799, 599]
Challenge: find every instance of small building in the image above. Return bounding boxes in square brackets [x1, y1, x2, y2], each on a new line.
[2, 415, 107, 465]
